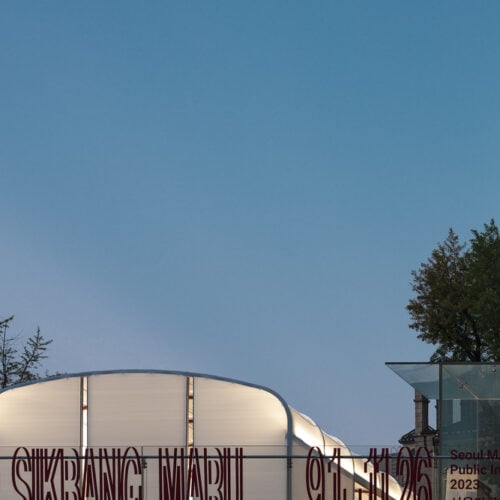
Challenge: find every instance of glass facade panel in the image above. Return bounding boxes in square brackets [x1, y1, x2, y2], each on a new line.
[389, 362, 500, 499]
[440, 364, 500, 498]
[387, 362, 440, 399]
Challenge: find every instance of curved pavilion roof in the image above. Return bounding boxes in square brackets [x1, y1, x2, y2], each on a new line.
[0, 370, 402, 499]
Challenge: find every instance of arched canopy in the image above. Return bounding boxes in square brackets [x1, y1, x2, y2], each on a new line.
[0, 370, 402, 499]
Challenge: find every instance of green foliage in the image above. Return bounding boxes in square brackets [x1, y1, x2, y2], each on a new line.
[0, 316, 52, 389]
[407, 219, 500, 362]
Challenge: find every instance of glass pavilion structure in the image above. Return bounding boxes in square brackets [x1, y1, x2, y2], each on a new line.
[0, 370, 402, 500]
[388, 362, 500, 499]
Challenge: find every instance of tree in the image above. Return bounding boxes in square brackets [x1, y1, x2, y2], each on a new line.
[407, 219, 500, 361]
[0, 315, 52, 388]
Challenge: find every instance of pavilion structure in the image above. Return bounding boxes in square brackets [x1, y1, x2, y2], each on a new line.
[388, 362, 500, 499]
[0, 370, 402, 499]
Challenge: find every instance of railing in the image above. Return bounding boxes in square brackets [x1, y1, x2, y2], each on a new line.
[0, 445, 496, 499]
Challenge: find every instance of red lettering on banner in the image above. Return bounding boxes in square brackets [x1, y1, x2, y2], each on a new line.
[159, 447, 185, 499]
[396, 446, 432, 500]
[364, 447, 390, 500]
[64, 449, 82, 500]
[328, 447, 347, 500]
[306, 446, 325, 499]
[12, 447, 32, 500]
[158, 447, 244, 500]
[5, 444, 441, 499]
[187, 448, 204, 499]
[11, 447, 143, 500]
[306, 445, 434, 500]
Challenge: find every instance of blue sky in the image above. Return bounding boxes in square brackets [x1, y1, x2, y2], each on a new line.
[1, 1, 500, 448]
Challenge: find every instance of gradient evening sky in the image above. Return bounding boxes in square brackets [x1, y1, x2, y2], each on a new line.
[1, 1, 500, 449]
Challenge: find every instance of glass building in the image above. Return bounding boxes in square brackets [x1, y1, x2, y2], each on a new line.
[388, 362, 500, 499]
